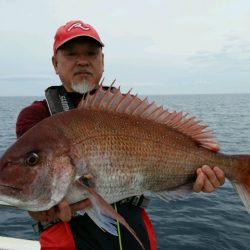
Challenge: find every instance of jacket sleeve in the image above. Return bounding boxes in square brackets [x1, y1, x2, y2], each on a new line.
[16, 100, 50, 138]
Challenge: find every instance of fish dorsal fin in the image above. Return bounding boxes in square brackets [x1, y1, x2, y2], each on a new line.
[78, 81, 220, 152]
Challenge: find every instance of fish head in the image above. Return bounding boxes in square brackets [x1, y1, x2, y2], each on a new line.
[0, 123, 76, 211]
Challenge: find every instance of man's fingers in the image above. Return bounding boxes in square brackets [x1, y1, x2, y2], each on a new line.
[193, 165, 225, 193]
[56, 198, 91, 221]
[70, 198, 91, 214]
[28, 199, 91, 223]
[193, 170, 214, 193]
[201, 165, 221, 188]
[193, 168, 205, 192]
[213, 166, 225, 185]
[56, 199, 72, 222]
[202, 178, 215, 193]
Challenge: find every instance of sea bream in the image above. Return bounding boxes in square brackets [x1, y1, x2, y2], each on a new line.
[0, 83, 250, 242]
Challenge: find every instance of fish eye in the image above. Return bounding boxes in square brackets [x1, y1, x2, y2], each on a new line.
[25, 152, 39, 166]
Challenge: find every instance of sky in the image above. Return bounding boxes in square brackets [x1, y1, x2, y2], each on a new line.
[0, 0, 250, 95]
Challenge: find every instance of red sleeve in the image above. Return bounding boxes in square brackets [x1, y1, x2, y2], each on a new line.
[16, 100, 50, 138]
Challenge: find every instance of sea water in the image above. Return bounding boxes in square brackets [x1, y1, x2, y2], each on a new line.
[0, 94, 250, 250]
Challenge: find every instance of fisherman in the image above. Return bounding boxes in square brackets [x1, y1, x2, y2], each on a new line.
[16, 20, 225, 250]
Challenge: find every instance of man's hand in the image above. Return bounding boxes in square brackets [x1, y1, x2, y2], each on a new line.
[193, 165, 225, 193]
[28, 198, 91, 222]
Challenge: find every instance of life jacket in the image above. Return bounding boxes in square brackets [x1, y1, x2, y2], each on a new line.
[38, 85, 157, 250]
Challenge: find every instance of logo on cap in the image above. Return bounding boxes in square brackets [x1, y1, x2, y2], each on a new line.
[67, 22, 90, 32]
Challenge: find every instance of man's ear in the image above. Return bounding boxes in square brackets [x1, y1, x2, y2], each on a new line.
[52, 56, 59, 74]
[102, 53, 104, 72]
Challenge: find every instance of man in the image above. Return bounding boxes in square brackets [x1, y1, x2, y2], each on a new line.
[16, 20, 225, 250]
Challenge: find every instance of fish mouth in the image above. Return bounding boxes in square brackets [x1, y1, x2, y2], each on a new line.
[0, 184, 22, 191]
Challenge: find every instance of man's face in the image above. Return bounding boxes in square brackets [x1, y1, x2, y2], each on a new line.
[52, 37, 104, 93]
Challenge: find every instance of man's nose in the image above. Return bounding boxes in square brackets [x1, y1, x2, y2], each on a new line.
[76, 54, 89, 66]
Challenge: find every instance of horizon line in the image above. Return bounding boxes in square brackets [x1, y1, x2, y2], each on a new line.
[0, 92, 250, 97]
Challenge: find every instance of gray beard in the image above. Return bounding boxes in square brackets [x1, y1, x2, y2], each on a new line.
[71, 81, 95, 94]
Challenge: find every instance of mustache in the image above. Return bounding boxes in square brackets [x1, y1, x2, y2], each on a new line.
[74, 69, 92, 75]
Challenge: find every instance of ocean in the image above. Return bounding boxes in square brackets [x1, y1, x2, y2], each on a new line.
[0, 94, 250, 250]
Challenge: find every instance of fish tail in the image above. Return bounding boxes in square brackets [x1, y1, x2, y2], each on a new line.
[230, 155, 250, 214]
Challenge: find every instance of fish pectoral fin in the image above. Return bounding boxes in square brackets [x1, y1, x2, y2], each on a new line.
[85, 206, 117, 235]
[77, 173, 95, 188]
[155, 183, 193, 202]
[80, 183, 144, 250]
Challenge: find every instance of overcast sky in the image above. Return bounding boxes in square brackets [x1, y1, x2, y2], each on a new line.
[1, 0, 250, 95]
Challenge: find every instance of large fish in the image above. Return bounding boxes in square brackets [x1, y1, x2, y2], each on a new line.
[0, 84, 250, 244]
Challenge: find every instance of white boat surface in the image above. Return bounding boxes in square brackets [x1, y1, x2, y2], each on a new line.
[0, 236, 39, 250]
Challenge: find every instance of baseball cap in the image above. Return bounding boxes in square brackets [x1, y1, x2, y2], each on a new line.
[53, 20, 104, 54]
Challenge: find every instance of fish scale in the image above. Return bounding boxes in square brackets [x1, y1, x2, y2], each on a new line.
[55, 107, 243, 198]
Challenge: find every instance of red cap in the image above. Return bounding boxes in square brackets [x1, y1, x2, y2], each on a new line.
[53, 20, 104, 54]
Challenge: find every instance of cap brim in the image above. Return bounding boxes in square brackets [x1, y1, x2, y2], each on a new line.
[55, 34, 104, 52]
